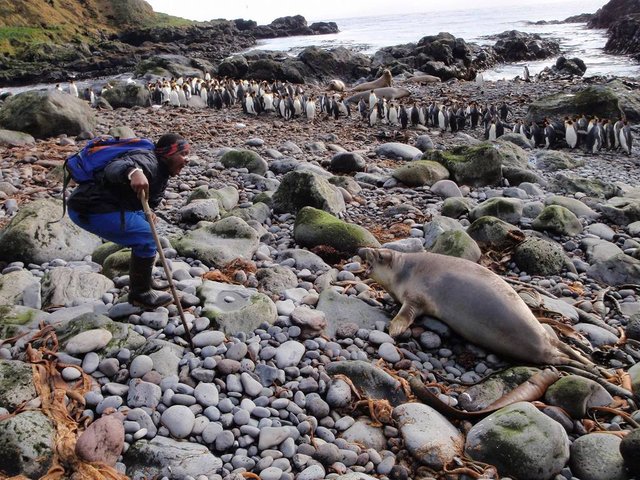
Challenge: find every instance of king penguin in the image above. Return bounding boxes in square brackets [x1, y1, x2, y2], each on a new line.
[564, 118, 578, 149]
[619, 120, 633, 155]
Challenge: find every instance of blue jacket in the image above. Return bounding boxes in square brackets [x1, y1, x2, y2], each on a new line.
[67, 149, 169, 214]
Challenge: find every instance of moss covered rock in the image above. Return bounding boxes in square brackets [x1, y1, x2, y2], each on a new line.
[544, 195, 599, 220]
[469, 198, 524, 224]
[441, 197, 474, 218]
[526, 85, 624, 123]
[467, 216, 524, 251]
[0, 305, 49, 338]
[428, 229, 481, 261]
[222, 202, 270, 224]
[92, 242, 126, 266]
[0, 359, 37, 410]
[0, 410, 55, 478]
[534, 150, 585, 171]
[513, 236, 572, 276]
[532, 205, 583, 236]
[272, 171, 345, 215]
[552, 172, 620, 199]
[0, 270, 40, 306]
[220, 149, 268, 175]
[102, 248, 132, 279]
[187, 185, 239, 212]
[391, 160, 449, 187]
[0, 199, 102, 264]
[54, 312, 145, 358]
[293, 206, 380, 254]
[173, 216, 260, 268]
[465, 402, 570, 480]
[544, 375, 613, 418]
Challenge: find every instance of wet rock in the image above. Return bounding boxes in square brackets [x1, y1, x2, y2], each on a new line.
[428, 229, 481, 262]
[531, 205, 583, 236]
[513, 236, 573, 276]
[544, 375, 613, 418]
[570, 433, 628, 480]
[0, 411, 55, 478]
[0, 359, 37, 410]
[273, 171, 345, 215]
[391, 161, 449, 187]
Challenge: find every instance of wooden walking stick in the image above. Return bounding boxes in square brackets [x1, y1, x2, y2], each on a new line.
[140, 192, 195, 350]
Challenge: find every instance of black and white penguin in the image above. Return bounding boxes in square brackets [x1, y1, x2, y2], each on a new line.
[438, 106, 448, 131]
[531, 122, 544, 147]
[399, 105, 409, 130]
[305, 94, 316, 122]
[523, 65, 531, 82]
[387, 102, 399, 126]
[358, 98, 368, 121]
[544, 121, 556, 149]
[585, 123, 602, 153]
[619, 120, 633, 155]
[368, 90, 378, 112]
[498, 102, 510, 122]
[564, 118, 578, 149]
[613, 118, 625, 150]
[410, 104, 421, 127]
[469, 102, 480, 129]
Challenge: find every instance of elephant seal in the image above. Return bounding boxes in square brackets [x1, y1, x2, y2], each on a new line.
[328, 79, 346, 92]
[406, 74, 441, 84]
[351, 69, 393, 92]
[346, 87, 410, 105]
[358, 247, 593, 367]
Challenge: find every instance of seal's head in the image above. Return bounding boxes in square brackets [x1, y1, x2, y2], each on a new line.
[358, 247, 397, 287]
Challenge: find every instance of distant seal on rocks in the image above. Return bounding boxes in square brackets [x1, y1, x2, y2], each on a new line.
[346, 87, 410, 105]
[358, 248, 594, 367]
[328, 79, 346, 92]
[351, 69, 393, 92]
[405, 74, 441, 84]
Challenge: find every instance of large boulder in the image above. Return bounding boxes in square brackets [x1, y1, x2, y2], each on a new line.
[392, 160, 449, 187]
[551, 172, 620, 199]
[466, 216, 524, 251]
[0, 90, 96, 139]
[173, 216, 260, 268]
[220, 149, 268, 175]
[491, 30, 560, 61]
[0, 199, 102, 264]
[526, 86, 624, 123]
[298, 46, 371, 81]
[272, 171, 345, 215]
[102, 84, 151, 108]
[40, 267, 114, 309]
[465, 402, 570, 480]
[0, 359, 37, 410]
[124, 436, 222, 480]
[424, 142, 524, 187]
[428, 230, 481, 262]
[0, 129, 35, 147]
[469, 198, 524, 224]
[531, 205, 584, 236]
[217, 55, 249, 78]
[293, 206, 380, 254]
[588, 0, 640, 28]
[135, 54, 205, 79]
[197, 281, 277, 336]
[513, 237, 573, 276]
[0, 411, 55, 478]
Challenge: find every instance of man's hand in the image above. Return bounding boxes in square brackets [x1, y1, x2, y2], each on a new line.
[129, 169, 149, 199]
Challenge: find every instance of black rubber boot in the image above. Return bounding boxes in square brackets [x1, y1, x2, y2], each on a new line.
[129, 255, 173, 308]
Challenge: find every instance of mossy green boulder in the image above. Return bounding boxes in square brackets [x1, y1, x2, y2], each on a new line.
[92, 242, 126, 266]
[513, 237, 572, 276]
[423, 142, 527, 187]
[0, 410, 55, 478]
[428, 230, 481, 262]
[469, 198, 524, 224]
[54, 312, 145, 358]
[441, 197, 474, 218]
[467, 216, 524, 251]
[0, 359, 37, 410]
[526, 85, 624, 123]
[220, 149, 268, 175]
[0, 305, 49, 338]
[534, 150, 585, 171]
[173, 216, 260, 268]
[187, 185, 240, 212]
[552, 172, 620, 199]
[544, 195, 599, 220]
[391, 160, 449, 187]
[102, 248, 132, 279]
[272, 171, 345, 215]
[293, 207, 380, 254]
[544, 375, 613, 418]
[465, 402, 570, 480]
[532, 205, 583, 236]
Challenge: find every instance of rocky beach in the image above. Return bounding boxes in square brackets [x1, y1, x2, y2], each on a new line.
[2, 1, 640, 480]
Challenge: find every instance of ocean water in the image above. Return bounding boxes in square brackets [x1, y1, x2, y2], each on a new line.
[247, 0, 640, 80]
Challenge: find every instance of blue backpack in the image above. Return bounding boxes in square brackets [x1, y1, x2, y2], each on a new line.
[58, 136, 156, 220]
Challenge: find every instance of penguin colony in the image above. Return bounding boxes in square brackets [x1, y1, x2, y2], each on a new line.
[144, 76, 634, 156]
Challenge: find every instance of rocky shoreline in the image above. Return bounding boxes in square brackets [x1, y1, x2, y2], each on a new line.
[0, 68, 640, 480]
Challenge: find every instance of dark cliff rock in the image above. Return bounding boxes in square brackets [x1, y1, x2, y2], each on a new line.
[605, 14, 640, 58]
[588, 0, 640, 57]
[588, 0, 640, 28]
[489, 30, 560, 61]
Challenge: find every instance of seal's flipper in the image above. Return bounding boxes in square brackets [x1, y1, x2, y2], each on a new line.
[389, 302, 418, 337]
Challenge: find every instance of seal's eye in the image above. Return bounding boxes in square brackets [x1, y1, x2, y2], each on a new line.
[379, 250, 392, 264]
